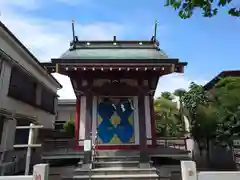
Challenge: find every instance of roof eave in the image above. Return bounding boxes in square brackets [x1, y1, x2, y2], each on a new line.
[50, 58, 182, 64]
[204, 70, 240, 90]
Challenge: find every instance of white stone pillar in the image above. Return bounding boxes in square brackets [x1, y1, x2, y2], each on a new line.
[91, 96, 97, 144]
[144, 96, 152, 145]
[133, 96, 139, 145]
[79, 96, 86, 146]
[181, 161, 197, 180]
[33, 164, 49, 180]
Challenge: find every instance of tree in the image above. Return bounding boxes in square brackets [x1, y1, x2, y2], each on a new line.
[182, 82, 208, 121]
[63, 120, 75, 137]
[174, 88, 186, 99]
[174, 88, 187, 126]
[195, 104, 218, 159]
[213, 77, 240, 146]
[182, 78, 240, 155]
[154, 96, 185, 137]
[181, 82, 211, 152]
[165, 0, 240, 19]
[161, 91, 175, 101]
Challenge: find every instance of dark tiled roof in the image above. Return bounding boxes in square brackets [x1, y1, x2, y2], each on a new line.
[0, 21, 62, 88]
[59, 40, 170, 60]
[204, 70, 240, 90]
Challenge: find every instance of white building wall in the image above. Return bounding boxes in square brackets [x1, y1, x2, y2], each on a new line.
[56, 105, 75, 122]
[0, 24, 60, 152]
[181, 161, 240, 180]
[0, 27, 58, 92]
[0, 60, 55, 129]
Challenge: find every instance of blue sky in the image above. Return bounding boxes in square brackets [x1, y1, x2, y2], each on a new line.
[1, 0, 239, 99]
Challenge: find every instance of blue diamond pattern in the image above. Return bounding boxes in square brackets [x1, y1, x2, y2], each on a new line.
[97, 100, 115, 143]
[115, 100, 134, 143]
[97, 98, 134, 144]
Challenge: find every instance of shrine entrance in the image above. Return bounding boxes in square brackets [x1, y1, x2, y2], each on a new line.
[96, 97, 135, 145]
[42, 36, 187, 151]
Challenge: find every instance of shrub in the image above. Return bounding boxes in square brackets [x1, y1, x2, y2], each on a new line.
[63, 120, 75, 137]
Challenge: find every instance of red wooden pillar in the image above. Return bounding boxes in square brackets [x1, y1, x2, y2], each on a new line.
[75, 96, 81, 147]
[149, 96, 156, 146]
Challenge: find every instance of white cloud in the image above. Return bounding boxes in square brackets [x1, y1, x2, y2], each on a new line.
[52, 73, 76, 99]
[0, 16, 124, 61]
[0, 1, 124, 61]
[55, 0, 90, 6]
[0, 0, 125, 99]
[0, 0, 207, 100]
[0, 0, 40, 10]
[155, 73, 208, 98]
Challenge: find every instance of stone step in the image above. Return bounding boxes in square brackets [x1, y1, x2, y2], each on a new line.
[94, 155, 140, 162]
[63, 174, 159, 180]
[74, 167, 157, 176]
[42, 155, 84, 160]
[78, 161, 83, 167]
[96, 150, 140, 157]
[93, 160, 139, 168]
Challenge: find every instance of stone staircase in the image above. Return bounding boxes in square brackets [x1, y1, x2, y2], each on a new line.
[62, 150, 160, 180]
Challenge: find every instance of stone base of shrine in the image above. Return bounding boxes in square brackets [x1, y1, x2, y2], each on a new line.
[74, 144, 156, 150]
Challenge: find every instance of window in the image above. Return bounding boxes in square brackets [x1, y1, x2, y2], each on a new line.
[8, 67, 37, 105]
[40, 88, 56, 114]
[14, 119, 31, 145]
[54, 121, 65, 130]
[55, 112, 59, 120]
[0, 115, 4, 144]
[0, 59, 3, 76]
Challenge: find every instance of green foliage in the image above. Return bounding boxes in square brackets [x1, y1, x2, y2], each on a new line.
[165, 0, 240, 19]
[182, 82, 214, 149]
[161, 91, 175, 100]
[182, 82, 208, 120]
[214, 77, 240, 146]
[174, 88, 186, 98]
[174, 88, 187, 126]
[195, 104, 218, 142]
[154, 96, 185, 137]
[63, 120, 75, 137]
[181, 77, 240, 149]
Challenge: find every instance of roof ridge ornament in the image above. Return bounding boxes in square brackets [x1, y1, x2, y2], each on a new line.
[152, 20, 160, 49]
[113, 36, 117, 42]
[154, 20, 158, 41]
[71, 20, 79, 49]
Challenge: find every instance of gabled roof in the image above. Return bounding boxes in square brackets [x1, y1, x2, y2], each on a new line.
[58, 39, 169, 61]
[204, 70, 240, 90]
[0, 21, 62, 88]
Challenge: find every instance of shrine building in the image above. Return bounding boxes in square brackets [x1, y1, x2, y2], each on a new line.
[42, 34, 187, 151]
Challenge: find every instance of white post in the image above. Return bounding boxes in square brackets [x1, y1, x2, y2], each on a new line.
[33, 164, 49, 180]
[25, 123, 34, 175]
[14, 124, 43, 175]
[181, 161, 197, 180]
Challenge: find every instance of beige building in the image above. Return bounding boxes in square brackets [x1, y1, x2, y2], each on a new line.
[55, 99, 76, 130]
[0, 21, 62, 155]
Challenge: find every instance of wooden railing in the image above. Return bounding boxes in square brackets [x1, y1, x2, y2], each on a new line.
[42, 136, 188, 153]
[233, 139, 240, 166]
[42, 138, 75, 153]
[156, 137, 188, 150]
